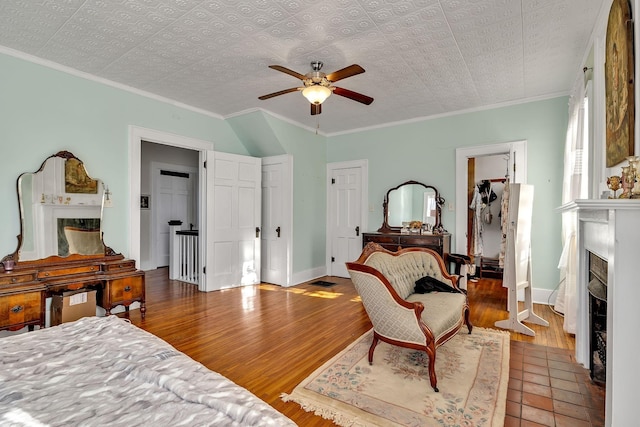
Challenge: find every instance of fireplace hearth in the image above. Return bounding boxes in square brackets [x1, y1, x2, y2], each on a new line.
[587, 251, 607, 383]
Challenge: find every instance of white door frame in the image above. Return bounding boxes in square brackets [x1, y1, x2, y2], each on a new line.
[262, 154, 293, 287]
[454, 140, 527, 254]
[326, 159, 368, 276]
[128, 126, 213, 269]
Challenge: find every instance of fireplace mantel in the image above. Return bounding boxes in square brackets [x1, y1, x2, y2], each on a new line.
[559, 199, 640, 427]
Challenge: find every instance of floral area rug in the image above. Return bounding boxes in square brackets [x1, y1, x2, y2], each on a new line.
[282, 327, 510, 427]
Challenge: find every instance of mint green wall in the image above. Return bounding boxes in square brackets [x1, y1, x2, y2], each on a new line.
[262, 115, 327, 273]
[0, 53, 247, 259]
[227, 111, 286, 157]
[327, 97, 568, 291]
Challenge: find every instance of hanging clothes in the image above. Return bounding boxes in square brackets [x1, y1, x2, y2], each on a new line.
[499, 179, 510, 268]
[469, 185, 484, 257]
[478, 180, 497, 205]
[478, 179, 497, 225]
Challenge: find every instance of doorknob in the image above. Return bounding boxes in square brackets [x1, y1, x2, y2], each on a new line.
[256, 227, 260, 238]
[355, 226, 360, 236]
[276, 226, 281, 238]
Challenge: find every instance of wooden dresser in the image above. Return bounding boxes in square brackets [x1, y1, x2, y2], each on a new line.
[0, 254, 145, 332]
[0, 150, 145, 332]
[362, 232, 451, 257]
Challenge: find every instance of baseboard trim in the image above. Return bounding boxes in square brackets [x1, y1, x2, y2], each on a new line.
[292, 266, 327, 287]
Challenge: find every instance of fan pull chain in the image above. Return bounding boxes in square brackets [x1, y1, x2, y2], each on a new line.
[316, 116, 320, 135]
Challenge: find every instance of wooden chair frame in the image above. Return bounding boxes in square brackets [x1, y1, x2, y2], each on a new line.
[347, 243, 472, 392]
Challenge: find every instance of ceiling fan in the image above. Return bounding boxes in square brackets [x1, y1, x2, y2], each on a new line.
[258, 61, 374, 115]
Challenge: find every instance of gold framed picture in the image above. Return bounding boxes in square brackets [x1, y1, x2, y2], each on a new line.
[65, 158, 98, 194]
[605, 0, 635, 167]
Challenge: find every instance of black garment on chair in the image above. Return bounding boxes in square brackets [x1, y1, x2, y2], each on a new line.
[414, 275, 458, 294]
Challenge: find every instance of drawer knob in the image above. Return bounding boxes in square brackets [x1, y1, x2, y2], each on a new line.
[124, 286, 131, 292]
[10, 305, 24, 314]
[11, 278, 16, 283]
[119, 264, 124, 268]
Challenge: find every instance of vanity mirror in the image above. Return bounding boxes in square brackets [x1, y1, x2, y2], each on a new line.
[378, 180, 445, 234]
[10, 151, 111, 263]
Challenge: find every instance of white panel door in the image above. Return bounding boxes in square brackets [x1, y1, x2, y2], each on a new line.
[156, 171, 192, 267]
[261, 156, 291, 286]
[205, 151, 261, 291]
[329, 167, 362, 278]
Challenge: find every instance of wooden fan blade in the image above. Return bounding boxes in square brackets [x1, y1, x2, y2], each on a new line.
[325, 64, 365, 82]
[332, 87, 374, 105]
[269, 65, 307, 80]
[258, 87, 300, 100]
[311, 103, 322, 115]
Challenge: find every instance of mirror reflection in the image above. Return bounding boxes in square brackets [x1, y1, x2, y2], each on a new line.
[17, 152, 106, 261]
[379, 180, 445, 234]
[387, 184, 437, 228]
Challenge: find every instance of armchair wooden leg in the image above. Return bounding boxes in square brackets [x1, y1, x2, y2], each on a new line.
[426, 345, 438, 392]
[465, 308, 473, 334]
[368, 333, 380, 365]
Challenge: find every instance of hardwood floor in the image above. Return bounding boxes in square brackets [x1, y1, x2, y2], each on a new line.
[123, 269, 595, 426]
[467, 278, 575, 350]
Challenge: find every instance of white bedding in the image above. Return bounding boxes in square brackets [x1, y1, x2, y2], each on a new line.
[0, 316, 296, 426]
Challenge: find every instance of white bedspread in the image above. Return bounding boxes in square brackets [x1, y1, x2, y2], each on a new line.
[0, 316, 296, 427]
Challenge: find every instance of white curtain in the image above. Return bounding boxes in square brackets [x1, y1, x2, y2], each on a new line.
[554, 77, 589, 334]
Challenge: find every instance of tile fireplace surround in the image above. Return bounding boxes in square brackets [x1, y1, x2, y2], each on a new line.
[560, 199, 640, 427]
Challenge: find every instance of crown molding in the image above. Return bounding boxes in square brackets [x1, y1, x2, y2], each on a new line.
[325, 92, 570, 137]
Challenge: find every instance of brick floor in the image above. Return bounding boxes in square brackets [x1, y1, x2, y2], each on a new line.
[505, 341, 605, 427]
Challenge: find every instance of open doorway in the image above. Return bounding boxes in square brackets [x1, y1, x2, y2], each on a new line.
[141, 142, 199, 270]
[128, 127, 213, 288]
[455, 140, 527, 257]
[467, 154, 509, 278]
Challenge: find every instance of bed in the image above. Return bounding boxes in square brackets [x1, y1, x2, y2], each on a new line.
[0, 316, 296, 426]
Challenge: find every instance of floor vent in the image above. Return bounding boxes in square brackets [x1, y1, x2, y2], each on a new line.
[311, 280, 336, 287]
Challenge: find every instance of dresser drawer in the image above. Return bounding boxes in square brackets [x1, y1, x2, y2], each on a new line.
[0, 291, 43, 329]
[101, 260, 136, 272]
[362, 232, 450, 256]
[105, 275, 144, 304]
[400, 235, 442, 247]
[0, 271, 37, 286]
[38, 264, 100, 279]
[363, 234, 398, 244]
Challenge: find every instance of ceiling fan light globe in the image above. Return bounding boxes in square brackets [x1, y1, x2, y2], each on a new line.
[302, 85, 331, 105]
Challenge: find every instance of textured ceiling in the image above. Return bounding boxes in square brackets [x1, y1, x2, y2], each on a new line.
[0, 0, 604, 134]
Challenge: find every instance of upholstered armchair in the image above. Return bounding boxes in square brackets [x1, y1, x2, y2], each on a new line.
[346, 243, 472, 392]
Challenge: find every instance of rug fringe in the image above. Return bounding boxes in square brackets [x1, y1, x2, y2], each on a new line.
[475, 325, 512, 336]
[281, 393, 366, 427]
